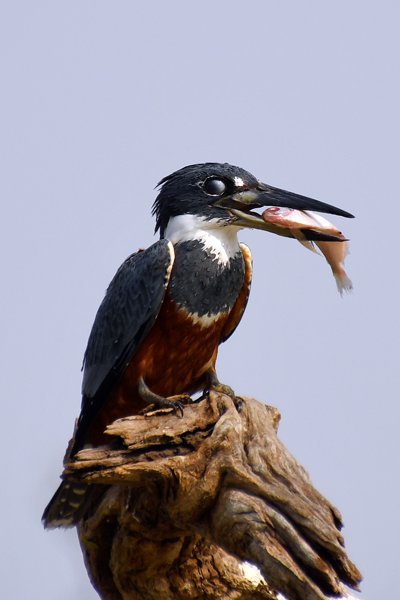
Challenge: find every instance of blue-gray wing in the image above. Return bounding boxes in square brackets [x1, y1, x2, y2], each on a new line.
[80, 238, 174, 415]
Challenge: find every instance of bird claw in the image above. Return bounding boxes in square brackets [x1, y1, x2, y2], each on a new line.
[163, 394, 190, 418]
[168, 401, 185, 418]
[210, 382, 235, 398]
[141, 400, 186, 418]
[209, 385, 242, 413]
[138, 377, 189, 417]
[207, 368, 235, 400]
[232, 396, 244, 412]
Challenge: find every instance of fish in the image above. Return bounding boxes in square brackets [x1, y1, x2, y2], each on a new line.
[261, 207, 353, 294]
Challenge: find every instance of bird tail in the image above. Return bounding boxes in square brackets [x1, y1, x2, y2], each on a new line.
[42, 479, 91, 528]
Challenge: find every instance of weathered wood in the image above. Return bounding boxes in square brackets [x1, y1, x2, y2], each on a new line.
[66, 393, 362, 600]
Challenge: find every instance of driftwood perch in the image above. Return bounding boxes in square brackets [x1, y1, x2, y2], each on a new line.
[65, 393, 362, 600]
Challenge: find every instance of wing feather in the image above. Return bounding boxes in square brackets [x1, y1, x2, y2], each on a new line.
[75, 239, 174, 444]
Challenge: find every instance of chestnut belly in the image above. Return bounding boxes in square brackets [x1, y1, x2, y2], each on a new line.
[87, 296, 228, 445]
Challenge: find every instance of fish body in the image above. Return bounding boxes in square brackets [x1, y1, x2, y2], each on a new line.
[261, 207, 353, 294]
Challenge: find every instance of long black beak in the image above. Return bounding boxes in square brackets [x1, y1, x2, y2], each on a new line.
[215, 183, 354, 218]
[255, 183, 354, 218]
[213, 182, 354, 239]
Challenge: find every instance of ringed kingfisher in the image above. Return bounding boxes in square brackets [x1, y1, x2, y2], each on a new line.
[43, 162, 353, 528]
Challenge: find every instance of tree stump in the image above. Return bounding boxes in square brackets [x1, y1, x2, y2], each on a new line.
[65, 393, 362, 600]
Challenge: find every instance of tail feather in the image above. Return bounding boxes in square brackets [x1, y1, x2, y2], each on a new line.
[42, 480, 91, 528]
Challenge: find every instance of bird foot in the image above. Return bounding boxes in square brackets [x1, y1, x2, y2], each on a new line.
[138, 377, 189, 417]
[141, 396, 189, 418]
[205, 369, 243, 411]
[210, 381, 235, 397]
[207, 369, 235, 399]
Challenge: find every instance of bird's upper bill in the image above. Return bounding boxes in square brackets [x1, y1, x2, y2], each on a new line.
[214, 181, 354, 242]
[153, 163, 354, 240]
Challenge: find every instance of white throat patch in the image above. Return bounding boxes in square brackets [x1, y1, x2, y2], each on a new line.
[164, 214, 241, 265]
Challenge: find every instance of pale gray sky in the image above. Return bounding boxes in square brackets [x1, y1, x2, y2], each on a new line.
[2, 2, 399, 599]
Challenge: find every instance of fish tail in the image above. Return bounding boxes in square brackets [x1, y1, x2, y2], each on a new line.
[334, 271, 353, 295]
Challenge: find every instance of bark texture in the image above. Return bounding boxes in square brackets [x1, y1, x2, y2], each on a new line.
[65, 393, 362, 600]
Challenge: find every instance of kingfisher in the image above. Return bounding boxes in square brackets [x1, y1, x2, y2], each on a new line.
[43, 162, 353, 528]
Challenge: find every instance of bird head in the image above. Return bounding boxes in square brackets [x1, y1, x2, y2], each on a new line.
[152, 163, 353, 239]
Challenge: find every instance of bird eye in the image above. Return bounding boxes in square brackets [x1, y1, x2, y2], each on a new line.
[203, 177, 227, 196]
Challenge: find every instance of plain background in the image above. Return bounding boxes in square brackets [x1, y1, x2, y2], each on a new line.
[1, 2, 399, 599]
